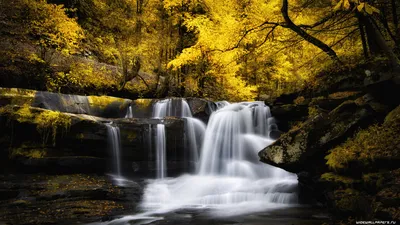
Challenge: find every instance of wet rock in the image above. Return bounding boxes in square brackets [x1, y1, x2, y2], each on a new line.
[270, 104, 308, 132]
[259, 100, 376, 174]
[187, 98, 217, 122]
[114, 118, 186, 177]
[0, 174, 143, 225]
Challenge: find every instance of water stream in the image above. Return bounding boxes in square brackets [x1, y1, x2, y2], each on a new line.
[105, 122, 123, 185]
[94, 100, 299, 224]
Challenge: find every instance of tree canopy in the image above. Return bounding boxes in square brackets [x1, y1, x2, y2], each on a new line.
[0, 0, 399, 100]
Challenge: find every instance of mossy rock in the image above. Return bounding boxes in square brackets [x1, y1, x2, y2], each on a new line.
[325, 105, 400, 173]
[259, 100, 376, 173]
[0, 87, 36, 107]
[1, 87, 132, 118]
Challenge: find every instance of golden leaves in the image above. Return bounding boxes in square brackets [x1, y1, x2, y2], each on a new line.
[333, 0, 380, 15]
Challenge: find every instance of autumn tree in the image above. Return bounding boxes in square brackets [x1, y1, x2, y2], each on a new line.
[23, 0, 84, 62]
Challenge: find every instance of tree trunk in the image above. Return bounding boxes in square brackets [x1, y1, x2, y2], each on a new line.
[361, 14, 400, 69]
[356, 12, 369, 59]
[281, 0, 341, 63]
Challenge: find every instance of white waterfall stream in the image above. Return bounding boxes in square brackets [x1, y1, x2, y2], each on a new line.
[94, 100, 298, 225]
[105, 122, 122, 183]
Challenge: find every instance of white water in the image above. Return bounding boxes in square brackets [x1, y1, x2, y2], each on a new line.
[155, 124, 166, 179]
[105, 122, 122, 180]
[152, 98, 206, 176]
[94, 100, 298, 225]
[142, 102, 298, 215]
[125, 105, 133, 118]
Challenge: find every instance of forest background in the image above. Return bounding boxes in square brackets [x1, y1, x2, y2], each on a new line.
[0, 0, 399, 101]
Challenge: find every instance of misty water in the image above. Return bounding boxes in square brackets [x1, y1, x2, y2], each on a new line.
[93, 99, 323, 225]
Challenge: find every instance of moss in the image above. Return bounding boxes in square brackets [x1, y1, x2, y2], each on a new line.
[88, 95, 126, 110]
[325, 117, 400, 170]
[35, 174, 120, 196]
[11, 146, 47, 159]
[34, 110, 71, 145]
[76, 133, 85, 139]
[328, 91, 360, 100]
[134, 99, 152, 109]
[0, 105, 71, 145]
[0, 88, 36, 97]
[384, 105, 400, 124]
[321, 172, 356, 186]
[293, 96, 305, 105]
[308, 106, 319, 118]
[126, 132, 137, 141]
[334, 188, 372, 217]
[362, 173, 385, 190]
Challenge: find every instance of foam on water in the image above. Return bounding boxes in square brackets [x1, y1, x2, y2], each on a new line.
[95, 100, 298, 224]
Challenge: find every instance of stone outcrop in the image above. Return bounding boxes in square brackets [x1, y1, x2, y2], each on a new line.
[0, 87, 132, 118]
[259, 100, 375, 174]
[0, 105, 186, 176]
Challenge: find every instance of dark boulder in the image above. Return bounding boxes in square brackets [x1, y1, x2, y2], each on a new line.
[259, 100, 376, 174]
[187, 98, 217, 122]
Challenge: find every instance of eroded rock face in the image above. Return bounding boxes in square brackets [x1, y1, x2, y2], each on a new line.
[259, 101, 375, 173]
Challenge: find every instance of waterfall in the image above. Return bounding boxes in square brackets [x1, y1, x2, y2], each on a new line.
[184, 117, 206, 170]
[155, 124, 166, 179]
[152, 98, 206, 176]
[141, 101, 298, 216]
[125, 105, 133, 118]
[105, 122, 122, 178]
[91, 100, 299, 225]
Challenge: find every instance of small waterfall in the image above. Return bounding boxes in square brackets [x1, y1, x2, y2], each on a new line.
[152, 98, 206, 176]
[125, 105, 133, 118]
[156, 124, 166, 179]
[105, 122, 122, 178]
[153, 98, 193, 118]
[184, 117, 206, 170]
[141, 101, 298, 216]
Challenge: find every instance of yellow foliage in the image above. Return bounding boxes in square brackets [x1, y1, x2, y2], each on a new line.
[325, 119, 400, 170]
[34, 110, 71, 145]
[87, 96, 125, 109]
[46, 62, 117, 92]
[0, 105, 71, 146]
[23, 0, 84, 56]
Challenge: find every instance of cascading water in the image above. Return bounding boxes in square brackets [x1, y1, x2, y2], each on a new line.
[125, 105, 133, 118]
[105, 122, 122, 179]
[140, 101, 298, 216]
[155, 124, 166, 179]
[152, 98, 206, 176]
[90, 100, 299, 225]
